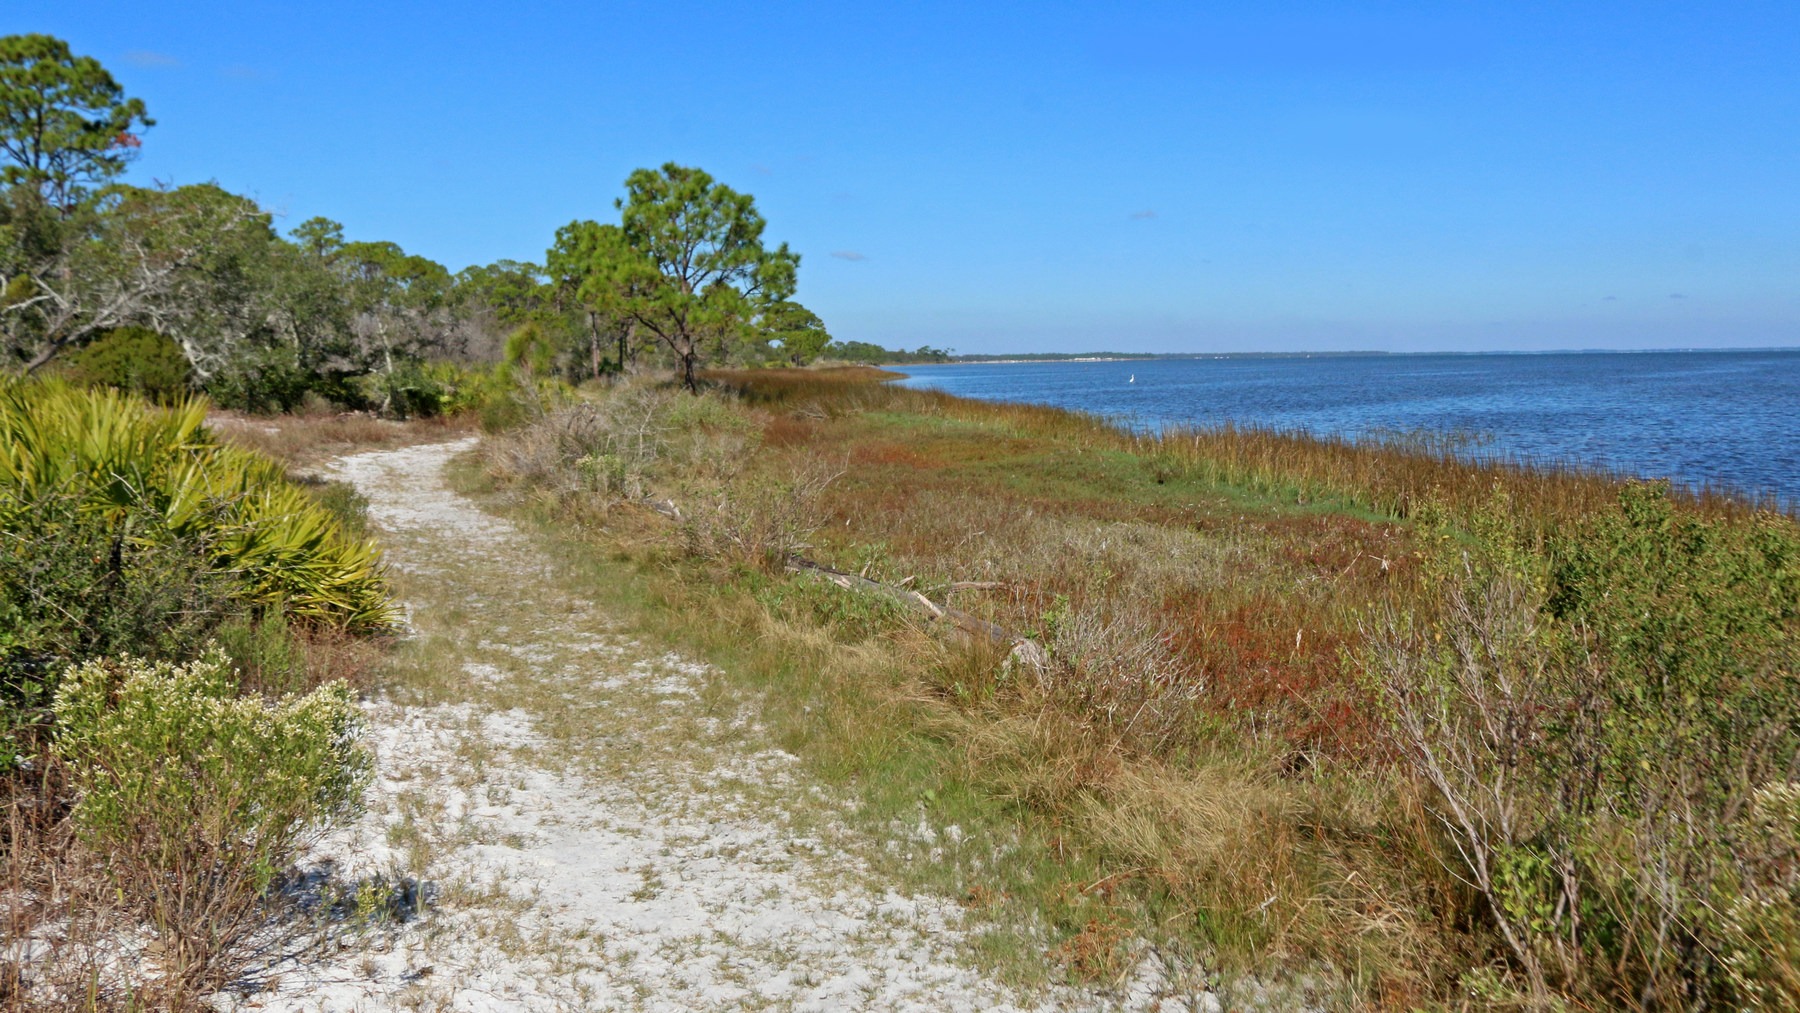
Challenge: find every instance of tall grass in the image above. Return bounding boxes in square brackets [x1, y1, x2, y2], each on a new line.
[710, 366, 1782, 528]
[501, 367, 1800, 1007]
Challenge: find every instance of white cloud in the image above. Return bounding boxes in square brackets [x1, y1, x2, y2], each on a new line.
[123, 50, 180, 68]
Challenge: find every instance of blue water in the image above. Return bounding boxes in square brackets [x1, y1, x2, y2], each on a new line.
[892, 350, 1800, 507]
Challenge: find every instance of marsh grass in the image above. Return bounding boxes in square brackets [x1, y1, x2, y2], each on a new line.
[476, 367, 1800, 1007]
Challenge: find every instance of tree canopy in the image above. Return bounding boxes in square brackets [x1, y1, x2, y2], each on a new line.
[762, 300, 831, 366]
[610, 163, 800, 390]
[0, 34, 152, 211]
[2, 37, 855, 402]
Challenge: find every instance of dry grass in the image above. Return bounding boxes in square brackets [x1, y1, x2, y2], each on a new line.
[481, 367, 1798, 1006]
[209, 408, 475, 469]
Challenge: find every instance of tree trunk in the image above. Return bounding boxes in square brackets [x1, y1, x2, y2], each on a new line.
[680, 348, 698, 393]
[587, 311, 602, 381]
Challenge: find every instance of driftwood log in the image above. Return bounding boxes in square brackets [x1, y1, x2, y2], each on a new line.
[637, 494, 1049, 671]
[784, 555, 1049, 672]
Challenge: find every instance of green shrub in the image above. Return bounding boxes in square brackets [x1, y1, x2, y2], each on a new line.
[754, 573, 912, 641]
[52, 650, 368, 997]
[0, 488, 243, 713]
[203, 344, 334, 414]
[296, 475, 372, 539]
[1364, 483, 1800, 1006]
[0, 381, 399, 683]
[356, 359, 520, 419]
[56, 326, 194, 403]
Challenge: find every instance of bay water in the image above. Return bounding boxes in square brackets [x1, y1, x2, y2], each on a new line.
[892, 349, 1800, 508]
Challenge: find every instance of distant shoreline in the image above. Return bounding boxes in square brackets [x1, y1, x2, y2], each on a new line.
[897, 345, 1800, 366]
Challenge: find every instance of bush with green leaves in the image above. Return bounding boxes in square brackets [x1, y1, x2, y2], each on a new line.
[52, 649, 369, 997]
[0, 381, 399, 704]
[55, 325, 194, 403]
[357, 358, 516, 419]
[202, 343, 359, 415]
[0, 488, 242, 708]
[1364, 482, 1800, 1007]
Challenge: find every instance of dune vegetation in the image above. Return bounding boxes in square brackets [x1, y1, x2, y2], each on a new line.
[0, 381, 400, 1007]
[477, 366, 1800, 1010]
[4, 31, 1796, 1009]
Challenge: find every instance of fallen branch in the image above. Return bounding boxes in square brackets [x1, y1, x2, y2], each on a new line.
[784, 555, 1048, 673]
[633, 493, 1048, 672]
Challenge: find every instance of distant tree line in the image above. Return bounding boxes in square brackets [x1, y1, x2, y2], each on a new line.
[0, 34, 901, 407]
[822, 341, 953, 365]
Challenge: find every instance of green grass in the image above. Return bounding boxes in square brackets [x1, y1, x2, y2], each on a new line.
[472, 367, 1800, 1008]
[447, 452, 1159, 990]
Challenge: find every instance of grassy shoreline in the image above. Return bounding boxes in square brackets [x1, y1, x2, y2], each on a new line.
[471, 366, 1800, 1009]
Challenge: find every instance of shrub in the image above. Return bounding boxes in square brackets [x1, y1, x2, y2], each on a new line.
[679, 455, 842, 571]
[52, 650, 369, 1000]
[0, 381, 399, 694]
[56, 326, 194, 403]
[486, 377, 756, 500]
[0, 488, 243, 733]
[295, 474, 373, 539]
[203, 344, 340, 414]
[1363, 483, 1800, 1007]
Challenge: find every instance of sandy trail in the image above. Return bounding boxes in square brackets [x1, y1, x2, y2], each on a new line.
[219, 437, 1208, 1012]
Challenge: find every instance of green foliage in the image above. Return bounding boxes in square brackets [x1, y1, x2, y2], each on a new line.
[754, 574, 910, 641]
[0, 381, 399, 681]
[824, 339, 952, 365]
[0, 488, 242, 761]
[203, 342, 332, 413]
[1365, 482, 1800, 1006]
[0, 484, 233, 666]
[298, 475, 372, 539]
[607, 163, 801, 389]
[455, 258, 547, 328]
[503, 320, 556, 376]
[339, 239, 451, 323]
[1546, 482, 1800, 788]
[53, 649, 368, 857]
[51, 650, 368, 993]
[55, 324, 192, 401]
[762, 299, 831, 365]
[213, 611, 309, 697]
[0, 34, 152, 209]
[356, 358, 510, 419]
[289, 215, 344, 258]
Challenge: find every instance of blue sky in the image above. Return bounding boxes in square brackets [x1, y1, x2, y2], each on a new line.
[13, 2, 1800, 353]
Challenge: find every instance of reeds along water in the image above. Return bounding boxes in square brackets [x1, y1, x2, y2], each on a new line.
[710, 366, 1791, 528]
[1138, 420, 1792, 529]
[524, 369, 1800, 1005]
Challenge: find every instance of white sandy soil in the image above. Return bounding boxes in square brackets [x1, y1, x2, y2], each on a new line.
[214, 437, 1222, 1013]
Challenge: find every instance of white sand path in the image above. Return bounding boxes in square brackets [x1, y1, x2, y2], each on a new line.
[217, 437, 1217, 1013]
